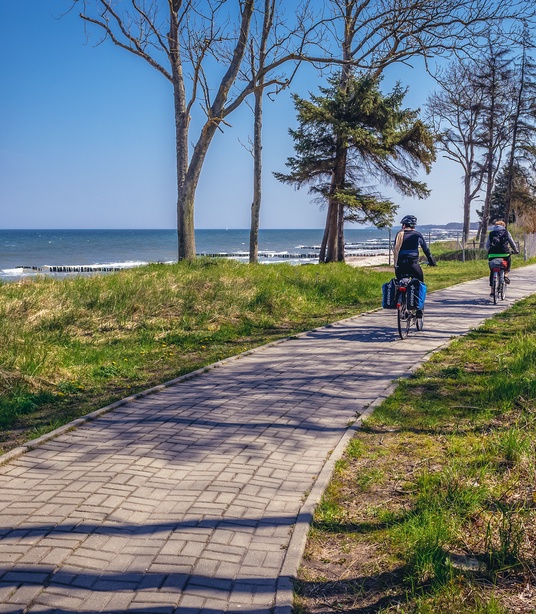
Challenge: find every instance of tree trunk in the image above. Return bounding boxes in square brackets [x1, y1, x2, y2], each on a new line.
[337, 201, 345, 262]
[504, 46, 526, 225]
[463, 173, 472, 243]
[177, 188, 196, 260]
[249, 0, 275, 264]
[249, 88, 263, 263]
[324, 30, 352, 264]
[324, 141, 347, 262]
[325, 200, 340, 262]
[479, 154, 494, 248]
[169, 11, 195, 261]
[319, 215, 329, 262]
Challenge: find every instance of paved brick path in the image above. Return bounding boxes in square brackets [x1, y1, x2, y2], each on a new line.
[1, 266, 535, 614]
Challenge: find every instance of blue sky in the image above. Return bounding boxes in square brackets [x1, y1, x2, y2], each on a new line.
[1, 1, 468, 230]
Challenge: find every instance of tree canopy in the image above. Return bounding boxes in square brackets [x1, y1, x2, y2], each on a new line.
[275, 73, 435, 261]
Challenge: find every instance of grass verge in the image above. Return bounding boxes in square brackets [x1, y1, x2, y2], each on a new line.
[296, 293, 536, 613]
[1, 257, 388, 454]
[0, 254, 529, 457]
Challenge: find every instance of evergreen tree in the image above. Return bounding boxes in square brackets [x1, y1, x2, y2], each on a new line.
[486, 162, 536, 224]
[275, 73, 435, 262]
[472, 42, 514, 246]
[502, 27, 536, 224]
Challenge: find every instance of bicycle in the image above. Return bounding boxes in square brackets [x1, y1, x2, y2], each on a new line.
[396, 276, 424, 339]
[489, 258, 508, 304]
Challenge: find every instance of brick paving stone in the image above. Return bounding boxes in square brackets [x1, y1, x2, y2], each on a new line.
[132, 605, 176, 614]
[103, 592, 135, 611]
[199, 599, 229, 613]
[2, 570, 50, 585]
[177, 594, 206, 610]
[7, 585, 43, 605]
[203, 540, 247, 561]
[90, 577, 140, 592]
[17, 547, 52, 565]
[65, 553, 114, 571]
[202, 550, 243, 565]
[47, 567, 83, 588]
[31, 588, 85, 610]
[77, 590, 115, 612]
[0, 588, 14, 604]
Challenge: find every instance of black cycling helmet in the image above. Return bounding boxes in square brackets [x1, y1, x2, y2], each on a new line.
[400, 215, 417, 228]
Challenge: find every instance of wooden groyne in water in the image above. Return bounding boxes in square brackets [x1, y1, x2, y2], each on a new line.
[17, 249, 389, 274]
[198, 252, 319, 259]
[198, 251, 388, 259]
[19, 265, 126, 273]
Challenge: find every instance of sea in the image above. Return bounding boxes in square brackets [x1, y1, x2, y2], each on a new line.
[0, 227, 464, 282]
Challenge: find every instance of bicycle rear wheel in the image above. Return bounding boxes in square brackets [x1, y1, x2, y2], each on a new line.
[492, 271, 499, 304]
[397, 298, 411, 339]
[415, 312, 424, 331]
[500, 271, 506, 300]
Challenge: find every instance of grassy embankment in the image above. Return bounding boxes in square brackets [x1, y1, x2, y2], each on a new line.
[0, 245, 494, 455]
[297, 268, 536, 612]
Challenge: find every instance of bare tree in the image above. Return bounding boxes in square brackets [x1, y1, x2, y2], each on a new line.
[503, 26, 536, 224]
[247, 1, 275, 264]
[241, 1, 323, 263]
[473, 43, 515, 246]
[315, 0, 536, 262]
[427, 60, 486, 242]
[243, 2, 309, 263]
[74, 0, 258, 260]
[73, 0, 316, 261]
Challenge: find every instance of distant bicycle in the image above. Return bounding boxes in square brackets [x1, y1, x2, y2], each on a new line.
[396, 276, 424, 339]
[489, 258, 508, 304]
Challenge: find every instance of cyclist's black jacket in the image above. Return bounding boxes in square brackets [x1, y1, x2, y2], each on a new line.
[396, 229, 434, 263]
[485, 225, 517, 257]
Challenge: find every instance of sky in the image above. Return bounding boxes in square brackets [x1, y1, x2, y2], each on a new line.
[1, 1, 473, 230]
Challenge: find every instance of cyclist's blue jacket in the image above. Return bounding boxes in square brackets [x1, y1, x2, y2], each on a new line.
[395, 229, 435, 264]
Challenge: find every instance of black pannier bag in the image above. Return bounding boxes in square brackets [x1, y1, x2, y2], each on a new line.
[382, 278, 399, 309]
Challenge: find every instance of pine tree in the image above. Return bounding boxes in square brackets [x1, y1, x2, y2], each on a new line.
[275, 73, 435, 262]
[487, 162, 536, 224]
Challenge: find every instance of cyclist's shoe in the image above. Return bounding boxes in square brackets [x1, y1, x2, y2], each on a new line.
[416, 309, 423, 318]
[504, 276, 511, 284]
[489, 291, 494, 297]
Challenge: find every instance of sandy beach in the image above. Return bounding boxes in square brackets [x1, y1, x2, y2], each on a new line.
[346, 254, 392, 268]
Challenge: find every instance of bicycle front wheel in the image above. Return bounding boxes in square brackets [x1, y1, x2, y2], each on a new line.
[397, 298, 411, 339]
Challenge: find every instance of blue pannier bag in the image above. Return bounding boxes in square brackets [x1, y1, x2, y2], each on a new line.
[408, 279, 427, 310]
[382, 278, 399, 309]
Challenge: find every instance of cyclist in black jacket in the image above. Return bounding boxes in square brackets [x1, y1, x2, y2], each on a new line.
[394, 215, 436, 283]
[485, 220, 518, 294]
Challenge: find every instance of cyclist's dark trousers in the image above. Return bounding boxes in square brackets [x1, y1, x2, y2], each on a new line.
[396, 256, 423, 282]
[488, 255, 511, 286]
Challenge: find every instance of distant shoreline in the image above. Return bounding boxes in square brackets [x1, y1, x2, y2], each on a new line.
[0, 228, 471, 283]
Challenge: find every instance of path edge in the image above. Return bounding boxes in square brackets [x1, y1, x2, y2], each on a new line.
[272, 332, 469, 614]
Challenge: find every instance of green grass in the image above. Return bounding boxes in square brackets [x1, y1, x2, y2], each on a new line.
[299, 292, 536, 613]
[0, 258, 384, 453]
[2, 253, 515, 454]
